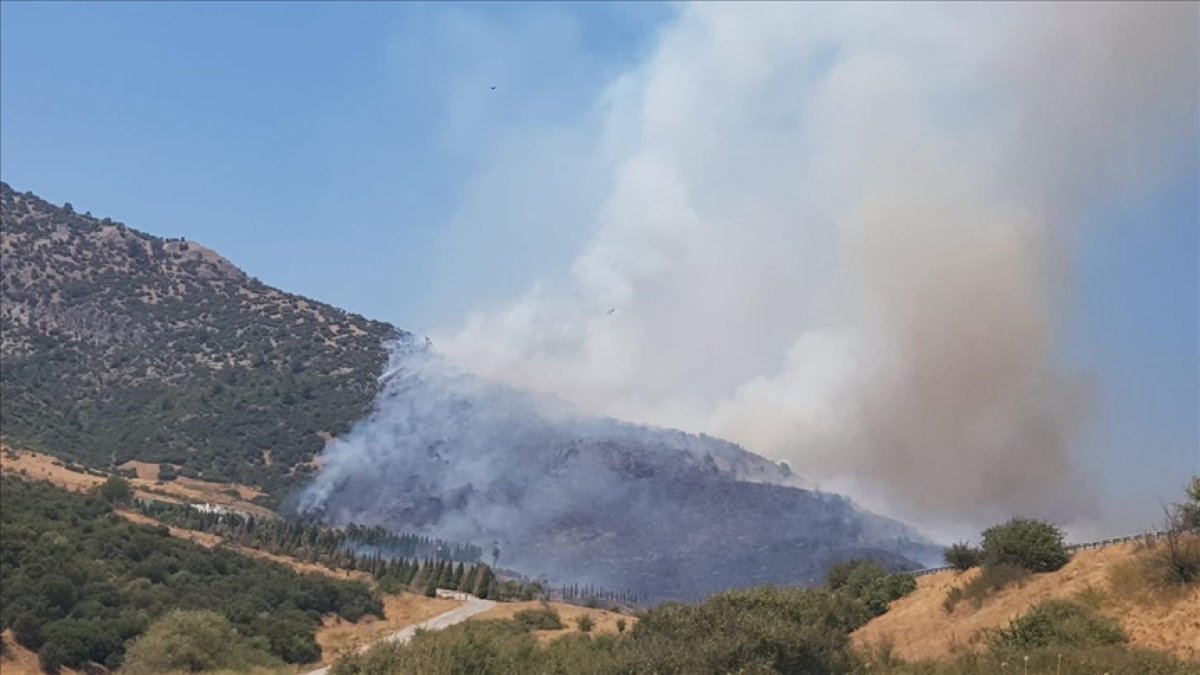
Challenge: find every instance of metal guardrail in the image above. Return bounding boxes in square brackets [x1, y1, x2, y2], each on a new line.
[906, 529, 1171, 577]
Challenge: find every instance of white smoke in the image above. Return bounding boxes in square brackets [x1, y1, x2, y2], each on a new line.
[435, 3, 1199, 530]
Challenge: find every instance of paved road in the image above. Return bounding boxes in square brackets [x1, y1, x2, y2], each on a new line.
[304, 595, 496, 675]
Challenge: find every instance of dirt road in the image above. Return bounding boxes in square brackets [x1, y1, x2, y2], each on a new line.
[304, 595, 495, 675]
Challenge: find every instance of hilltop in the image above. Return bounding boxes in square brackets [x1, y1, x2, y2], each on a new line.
[0, 182, 398, 499]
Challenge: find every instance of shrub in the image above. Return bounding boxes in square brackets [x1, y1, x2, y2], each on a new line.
[826, 559, 916, 616]
[575, 615, 595, 633]
[616, 618, 627, 634]
[990, 599, 1126, 650]
[120, 610, 280, 674]
[96, 476, 133, 504]
[981, 518, 1069, 572]
[1179, 476, 1200, 531]
[942, 586, 963, 613]
[826, 559, 885, 591]
[958, 563, 1030, 609]
[514, 607, 563, 631]
[943, 542, 981, 571]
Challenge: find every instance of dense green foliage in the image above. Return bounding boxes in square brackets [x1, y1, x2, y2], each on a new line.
[138, 500, 482, 563]
[335, 586, 872, 675]
[0, 478, 382, 670]
[825, 559, 917, 616]
[118, 610, 281, 675]
[980, 518, 1069, 572]
[942, 542, 981, 571]
[989, 599, 1127, 650]
[0, 183, 397, 499]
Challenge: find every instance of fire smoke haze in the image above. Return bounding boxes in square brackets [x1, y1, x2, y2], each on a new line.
[434, 3, 1199, 533]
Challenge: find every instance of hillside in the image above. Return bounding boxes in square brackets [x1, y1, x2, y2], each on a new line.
[1, 182, 938, 601]
[298, 347, 940, 601]
[852, 540, 1200, 663]
[0, 182, 398, 498]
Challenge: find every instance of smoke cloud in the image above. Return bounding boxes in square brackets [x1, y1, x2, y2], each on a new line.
[435, 3, 1199, 528]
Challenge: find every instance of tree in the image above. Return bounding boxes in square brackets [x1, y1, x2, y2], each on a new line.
[121, 610, 280, 674]
[943, 542, 982, 571]
[1179, 476, 1200, 531]
[575, 615, 594, 633]
[826, 559, 886, 592]
[157, 463, 177, 481]
[96, 475, 133, 504]
[981, 518, 1069, 573]
[824, 559, 915, 616]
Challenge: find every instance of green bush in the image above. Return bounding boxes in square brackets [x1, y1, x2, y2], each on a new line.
[513, 607, 563, 631]
[990, 599, 1126, 650]
[981, 518, 1069, 572]
[120, 610, 280, 674]
[575, 615, 595, 633]
[335, 586, 868, 675]
[826, 559, 916, 616]
[943, 542, 981, 571]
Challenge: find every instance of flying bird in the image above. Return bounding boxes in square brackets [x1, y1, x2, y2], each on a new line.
[490, 85, 497, 90]
[606, 308, 617, 316]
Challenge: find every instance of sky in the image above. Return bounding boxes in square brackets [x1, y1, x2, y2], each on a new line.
[2, 1, 1197, 541]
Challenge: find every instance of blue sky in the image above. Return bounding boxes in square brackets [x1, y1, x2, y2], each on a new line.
[1, 1, 671, 327]
[2, 2, 1196, 536]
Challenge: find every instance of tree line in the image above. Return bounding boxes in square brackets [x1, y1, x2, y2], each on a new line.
[136, 500, 482, 563]
[134, 497, 548, 601]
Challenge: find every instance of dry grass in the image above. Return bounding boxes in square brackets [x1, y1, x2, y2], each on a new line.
[471, 601, 635, 643]
[1, 447, 272, 518]
[852, 541, 1200, 662]
[313, 594, 461, 667]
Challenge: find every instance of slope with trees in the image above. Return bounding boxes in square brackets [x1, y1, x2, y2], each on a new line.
[0, 182, 397, 500]
[0, 477, 383, 672]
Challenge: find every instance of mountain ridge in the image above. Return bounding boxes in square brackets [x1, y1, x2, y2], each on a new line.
[1, 181, 938, 598]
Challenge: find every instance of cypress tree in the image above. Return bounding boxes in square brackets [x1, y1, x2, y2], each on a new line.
[459, 564, 476, 593]
[450, 562, 464, 589]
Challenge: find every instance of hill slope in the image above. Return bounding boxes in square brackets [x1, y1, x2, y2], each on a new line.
[852, 541, 1200, 662]
[2, 183, 937, 598]
[297, 345, 940, 601]
[0, 182, 398, 497]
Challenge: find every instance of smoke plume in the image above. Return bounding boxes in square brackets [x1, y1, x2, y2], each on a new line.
[435, 3, 1199, 528]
